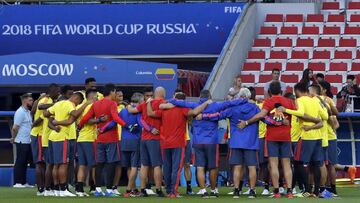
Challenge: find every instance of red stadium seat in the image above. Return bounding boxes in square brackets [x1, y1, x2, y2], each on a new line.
[344, 26, 360, 35]
[350, 14, 360, 22]
[306, 14, 324, 23]
[255, 87, 265, 96]
[254, 38, 272, 47]
[280, 26, 298, 35]
[269, 50, 288, 59]
[325, 74, 343, 83]
[301, 26, 320, 35]
[264, 62, 282, 71]
[348, 2, 360, 9]
[286, 62, 304, 71]
[317, 38, 336, 47]
[327, 14, 345, 22]
[259, 26, 278, 35]
[242, 62, 261, 71]
[357, 50, 360, 59]
[281, 74, 299, 83]
[322, 2, 340, 10]
[334, 50, 352, 59]
[312, 50, 331, 59]
[274, 38, 293, 47]
[266, 14, 283, 22]
[259, 74, 273, 83]
[352, 62, 360, 71]
[240, 74, 255, 83]
[322, 26, 341, 35]
[286, 86, 294, 93]
[339, 38, 357, 47]
[329, 62, 348, 71]
[296, 38, 314, 47]
[291, 50, 309, 59]
[308, 62, 326, 71]
[248, 50, 266, 59]
[285, 14, 303, 22]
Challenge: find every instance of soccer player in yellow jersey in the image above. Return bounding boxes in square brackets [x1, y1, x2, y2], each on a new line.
[112, 90, 125, 195]
[82, 77, 104, 102]
[44, 92, 88, 197]
[278, 82, 328, 197]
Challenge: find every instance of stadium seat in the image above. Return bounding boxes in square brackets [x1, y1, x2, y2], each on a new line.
[264, 62, 283, 72]
[259, 74, 273, 83]
[330, 86, 338, 96]
[354, 50, 360, 62]
[285, 86, 294, 94]
[273, 38, 293, 52]
[338, 38, 357, 53]
[258, 26, 278, 42]
[321, 2, 341, 15]
[322, 26, 341, 36]
[240, 74, 256, 83]
[325, 74, 343, 83]
[254, 38, 272, 48]
[247, 50, 266, 61]
[349, 14, 360, 26]
[308, 62, 326, 71]
[316, 38, 336, 52]
[286, 62, 305, 72]
[284, 14, 303, 27]
[347, 3, 360, 21]
[329, 62, 348, 71]
[295, 38, 314, 49]
[264, 14, 283, 27]
[290, 50, 309, 60]
[325, 14, 345, 27]
[242, 62, 262, 71]
[280, 26, 299, 36]
[281, 74, 299, 83]
[312, 50, 331, 60]
[351, 62, 360, 73]
[334, 50, 353, 59]
[305, 14, 324, 27]
[255, 87, 265, 97]
[301, 26, 320, 36]
[268, 50, 289, 64]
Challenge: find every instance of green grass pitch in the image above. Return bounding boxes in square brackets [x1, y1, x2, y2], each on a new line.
[1, 186, 360, 203]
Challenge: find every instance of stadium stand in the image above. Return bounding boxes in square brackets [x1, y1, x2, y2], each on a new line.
[244, 0, 360, 98]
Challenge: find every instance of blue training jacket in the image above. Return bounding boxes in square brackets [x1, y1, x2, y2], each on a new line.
[202, 102, 260, 150]
[169, 98, 247, 145]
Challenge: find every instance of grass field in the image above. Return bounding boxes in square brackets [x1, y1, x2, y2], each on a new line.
[1, 186, 360, 203]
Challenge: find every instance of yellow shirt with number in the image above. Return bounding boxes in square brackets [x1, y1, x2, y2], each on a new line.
[285, 96, 328, 140]
[48, 100, 76, 142]
[77, 104, 96, 142]
[40, 97, 53, 147]
[118, 104, 125, 140]
[30, 97, 49, 137]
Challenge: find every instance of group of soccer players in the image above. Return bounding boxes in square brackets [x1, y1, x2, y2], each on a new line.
[29, 76, 356, 198]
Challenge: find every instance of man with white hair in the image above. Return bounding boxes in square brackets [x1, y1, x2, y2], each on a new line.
[198, 88, 260, 198]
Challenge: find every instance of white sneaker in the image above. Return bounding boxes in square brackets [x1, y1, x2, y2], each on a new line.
[44, 190, 55, 197]
[54, 190, 60, 196]
[145, 188, 156, 195]
[213, 188, 219, 194]
[292, 188, 297, 195]
[227, 191, 234, 195]
[24, 183, 34, 188]
[76, 192, 89, 197]
[13, 183, 26, 188]
[279, 187, 286, 194]
[261, 189, 270, 196]
[243, 188, 250, 195]
[36, 191, 44, 196]
[197, 189, 206, 195]
[60, 190, 76, 197]
[113, 189, 121, 196]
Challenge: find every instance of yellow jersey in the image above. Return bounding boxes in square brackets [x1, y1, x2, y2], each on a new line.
[40, 97, 53, 147]
[256, 102, 266, 139]
[77, 104, 96, 142]
[48, 100, 76, 142]
[186, 122, 190, 141]
[285, 96, 328, 140]
[117, 104, 125, 140]
[291, 116, 301, 142]
[319, 96, 329, 147]
[30, 97, 49, 137]
[325, 98, 338, 140]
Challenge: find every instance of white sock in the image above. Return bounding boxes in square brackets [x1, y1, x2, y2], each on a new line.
[96, 187, 102, 192]
[106, 189, 113, 193]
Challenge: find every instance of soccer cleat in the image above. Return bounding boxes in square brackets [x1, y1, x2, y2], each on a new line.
[54, 190, 60, 197]
[169, 193, 177, 199]
[104, 191, 117, 197]
[270, 193, 281, 198]
[36, 191, 44, 196]
[261, 189, 270, 196]
[248, 190, 256, 199]
[213, 188, 219, 194]
[319, 190, 332, 199]
[186, 188, 194, 195]
[348, 166, 357, 183]
[94, 190, 105, 197]
[63, 190, 76, 197]
[112, 189, 121, 196]
[156, 190, 165, 197]
[131, 191, 141, 197]
[145, 188, 156, 195]
[140, 190, 149, 197]
[243, 188, 250, 195]
[76, 192, 89, 197]
[233, 190, 240, 199]
[209, 191, 219, 198]
[292, 188, 297, 195]
[13, 184, 26, 188]
[24, 183, 35, 188]
[279, 187, 286, 195]
[123, 192, 131, 198]
[287, 192, 294, 199]
[197, 189, 206, 195]
[227, 191, 234, 195]
[44, 190, 55, 197]
[201, 192, 210, 198]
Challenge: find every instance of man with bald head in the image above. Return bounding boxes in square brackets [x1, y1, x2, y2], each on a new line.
[127, 86, 166, 197]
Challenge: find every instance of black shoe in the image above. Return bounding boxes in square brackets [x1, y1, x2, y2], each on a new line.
[141, 190, 148, 197]
[156, 190, 165, 197]
[202, 192, 210, 198]
[210, 192, 219, 198]
[248, 190, 256, 199]
[233, 189, 240, 199]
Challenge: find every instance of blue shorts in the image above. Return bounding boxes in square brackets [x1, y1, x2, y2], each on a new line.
[295, 139, 322, 164]
[68, 139, 76, 164]
[140, 140, 162, 167]
[96, 142, 120, 163]
[184, 140, 192, 164]
[328, 140, 338, 165]
[322, 147, 328, 165]
[266, 141, 292, 158]
[193, 144, 218, 169]
[52, 140, 69, 164]
[31, 136, 43, 163]
[46, 141, 54, 164]
[258, 138, 267, 164]
[229, 148, 257, 166]
[121, 150, 140, 168]
[77, 142, 96, 166]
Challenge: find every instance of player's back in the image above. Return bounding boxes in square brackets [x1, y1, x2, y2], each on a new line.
[161, 107, 189, 148]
